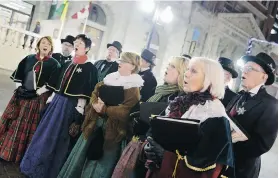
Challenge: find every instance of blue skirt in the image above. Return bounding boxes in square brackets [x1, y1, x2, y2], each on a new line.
[20, 94, 77, 178]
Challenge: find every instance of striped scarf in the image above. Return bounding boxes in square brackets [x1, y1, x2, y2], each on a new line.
[147, 84, 179, 102]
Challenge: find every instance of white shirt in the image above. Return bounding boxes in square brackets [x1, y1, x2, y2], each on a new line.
[100, 59, 117, 71]
[140, 67, 150, 72]
[249, 83, 265, 97]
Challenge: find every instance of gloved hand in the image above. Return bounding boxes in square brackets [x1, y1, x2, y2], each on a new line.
[69, 109, 83, 137]
[69, 122, 81, 137]
[144, 137, 165, 169]
[75, 106, 84, 115]
[75, 98, 86, 115]
[46, 92, 55, 104]
[36, 85, 49, 96]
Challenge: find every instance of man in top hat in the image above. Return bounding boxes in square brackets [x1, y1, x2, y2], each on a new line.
[52, 35, 75, 66]
[218, 57, 238, 107]
[94, 41, 122, 82]
[226, 52, 278, 178]
[139, 49, 157, 102]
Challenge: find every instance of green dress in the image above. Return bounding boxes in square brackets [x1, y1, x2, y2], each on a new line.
[58, 118, 125, 178]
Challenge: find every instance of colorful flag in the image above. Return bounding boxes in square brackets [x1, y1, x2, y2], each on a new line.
[60, 0, 69, 21]
[48, 0, 58, 19]
[72, 2, 92, 19]
[53, 0, 68, 20]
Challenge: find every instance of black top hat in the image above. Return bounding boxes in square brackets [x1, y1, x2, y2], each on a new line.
[107, 41, 122, 54]
[141, 49, 156, 66]
[241, 52, 276, 85]
[218, 57, 238, 79]
[61, 35, 75, 46]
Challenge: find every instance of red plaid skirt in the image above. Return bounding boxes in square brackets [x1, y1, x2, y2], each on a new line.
[112, 137, 143, 178]
[0, 92, 50, 163]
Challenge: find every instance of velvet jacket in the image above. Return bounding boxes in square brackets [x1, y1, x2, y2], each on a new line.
[10, 54, 60, 89]
[47, 61, 98, 99]
[52, 53, 72, 66]
[139, 69, 157, 102]
[221, 87, 237, 108]
[226, 88, 278, 178]
[94, 59, 119, 82]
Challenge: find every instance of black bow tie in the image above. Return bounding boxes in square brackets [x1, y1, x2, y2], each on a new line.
[237, 90, 251, 107]
[239, 90, 251, 95]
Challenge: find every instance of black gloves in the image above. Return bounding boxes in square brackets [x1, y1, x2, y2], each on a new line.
[69, 109, 84, 137]
[144, 137, 165, 169]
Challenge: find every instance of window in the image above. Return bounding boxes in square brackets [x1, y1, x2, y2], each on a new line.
[88, 4, 106, 26]
[0, 1, 33, 30]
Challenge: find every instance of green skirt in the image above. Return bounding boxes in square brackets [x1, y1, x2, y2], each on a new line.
[58, 119, 126, 178]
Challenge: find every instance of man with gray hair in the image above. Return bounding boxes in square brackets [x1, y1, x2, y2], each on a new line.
[226, 52, 278, 178]
[94, 41, 122, 82]
[52, 35, 74, 66]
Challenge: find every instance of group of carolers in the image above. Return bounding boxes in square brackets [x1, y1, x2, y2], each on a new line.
[0, 33, 276, 178]
[0, 34, 156, 177]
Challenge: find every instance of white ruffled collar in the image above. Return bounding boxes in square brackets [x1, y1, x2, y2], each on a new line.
[103, 72, 144, 89]
[181, 99, 229, 123]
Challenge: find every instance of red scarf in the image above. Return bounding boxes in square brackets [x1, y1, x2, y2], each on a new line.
[73, 55, 88, 64]
[35, 53, 51, 61]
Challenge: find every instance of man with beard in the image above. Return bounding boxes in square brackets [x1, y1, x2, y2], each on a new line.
[218, 57, 238, 107]
[52, 35, 74, 66]
[226, 52, 278, 178]
[139, 49, 157, 102]
[94, 41, 122, 82]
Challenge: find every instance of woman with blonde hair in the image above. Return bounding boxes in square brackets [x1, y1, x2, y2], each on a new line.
[0, 36, 60, 163]
[58, 52, 143, 178]
[147, 56, 190, 102]
[144, 57, 235, 178]
[111, 56, 190, 178]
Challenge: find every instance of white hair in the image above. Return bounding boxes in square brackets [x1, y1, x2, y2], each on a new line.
[191, 57, 225, 99]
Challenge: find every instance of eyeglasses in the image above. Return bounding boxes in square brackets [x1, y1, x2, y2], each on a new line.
[240, 66, 266, 74]
[63, 43, 73, 47]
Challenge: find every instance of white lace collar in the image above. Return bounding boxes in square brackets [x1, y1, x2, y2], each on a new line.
[103, 72, 144, 89]
[181, 99, 229, 123]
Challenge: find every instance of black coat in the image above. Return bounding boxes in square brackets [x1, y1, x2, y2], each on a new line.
[221, 87, 237, 108]
[226, 88, 278, 178]
[52, 53, 72, 66]
[11, 54, 60, 88]
[47, 61, 98, 99]
[94, 59, 119, 82]
[139, 69, 157, 102]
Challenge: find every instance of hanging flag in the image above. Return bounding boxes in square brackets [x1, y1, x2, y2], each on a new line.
[53, 0, 68, 19]
[72, 2, 92, 19]
[48, 0, 58, 19]
[60, 0, 69, 21]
